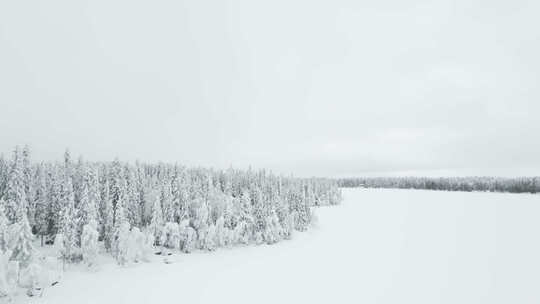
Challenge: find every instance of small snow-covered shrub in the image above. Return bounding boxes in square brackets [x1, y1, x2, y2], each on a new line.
[180, 225, 196, 253]
[0, 204, 8, 253]
[130, 227, 144, 262]
[162, 222, 180, 249]
[130, 228, 154, 263]
[115, 222, 132, 266]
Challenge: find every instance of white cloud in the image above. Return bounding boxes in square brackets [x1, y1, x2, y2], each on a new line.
[0, 0, 539, 177]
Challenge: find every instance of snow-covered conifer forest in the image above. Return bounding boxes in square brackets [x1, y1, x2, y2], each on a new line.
[0, 145, 341, 300]
[339, 176, 540, 193]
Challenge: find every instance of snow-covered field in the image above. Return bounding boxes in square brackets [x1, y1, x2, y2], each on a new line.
[20, 188, 540, 304]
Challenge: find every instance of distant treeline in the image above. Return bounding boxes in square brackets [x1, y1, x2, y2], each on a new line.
[337, 177, 540, 194]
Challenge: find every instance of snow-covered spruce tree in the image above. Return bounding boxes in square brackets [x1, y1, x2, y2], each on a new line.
[289, 183, 311, 232]
[125, 167, 141, 228]
[171, 171, 188, 223]
[274, 195, 291, 240]
[101, 178, 114, 252]
[53, 233, 65, 264]
[283, 212, 295, 240]
[207, 183, 224, 223]
[47, 166, 63, 237]
[77, 167, 89, 229]
[234, 190, 253, 244]
[161, 183, 174, 223]
[33, 166, 49, 246]
[0, 203, 8, 252]
[2, 149, 35, 267]
[73, 156, 85, 210]
[113, 200, 131, 265]
[7, 210, 34, 267]
[88, 166, 101, 221]
[112, 184, 126, 244]
[81, 219, 99, 267]
[252, 188, 266, 244]
[63, 149, 73, 185]
[204, 223, 217, 251]
[193, 200, 210, 249]
[263, 210, 282, 245]
[22, 145, 35, 229]
[134, 166, 147, 226]
[0, 154, 7, 199]
[215, 216, 226, 248]
[148, 194, 164, 246]
[78, 165, 99, 247]
[130, 227, 153, 262]
[4, 147, 26, 223]
[109, 158, 125, 225]
[221, 196, 236, 245]
[59, 174, 78, 262]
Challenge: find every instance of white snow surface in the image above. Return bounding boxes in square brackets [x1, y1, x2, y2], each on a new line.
[18, 189, 540, 304]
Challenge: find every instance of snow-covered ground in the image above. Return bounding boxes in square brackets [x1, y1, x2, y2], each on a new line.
[19, 188, 540, 304]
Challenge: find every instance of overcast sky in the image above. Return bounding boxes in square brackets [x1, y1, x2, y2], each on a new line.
[1, 0, 539, 177]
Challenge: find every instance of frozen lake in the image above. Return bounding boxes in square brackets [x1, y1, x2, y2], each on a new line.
[25, 188, 540, 304]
